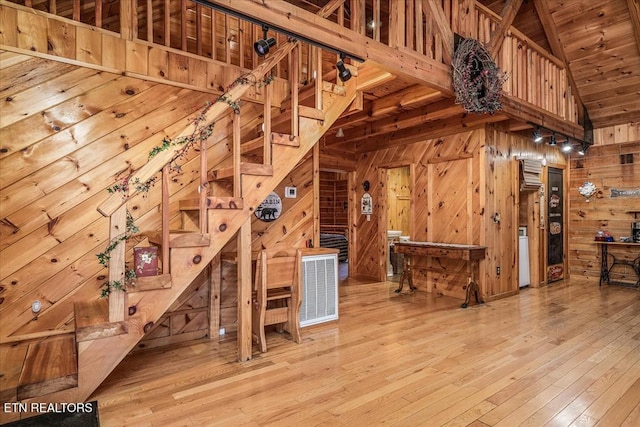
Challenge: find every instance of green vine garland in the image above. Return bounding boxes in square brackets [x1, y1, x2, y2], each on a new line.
[97, 211, 139, 297]
[108, 73, 275, 197]
[100, 73, 275, 297]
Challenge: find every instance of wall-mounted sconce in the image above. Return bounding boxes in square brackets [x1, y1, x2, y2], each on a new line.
[336, 127, 345, 137]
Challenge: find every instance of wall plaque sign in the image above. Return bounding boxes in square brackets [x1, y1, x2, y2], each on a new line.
[255, 192, 282, 222]
[610, 188, 640, 198]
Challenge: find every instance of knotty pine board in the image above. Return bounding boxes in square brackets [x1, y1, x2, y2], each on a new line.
[0, 54, 265, 341]
[568, 141, 640, 281]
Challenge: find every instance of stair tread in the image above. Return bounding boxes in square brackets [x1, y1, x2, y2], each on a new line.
[129, 274, 172, 292]
[209, 162, 273, 181]
[180, 197, 243, 210]
[148, 231, 210, 248]
[74, 299, 127, 343]
[17, 335, 78, 400]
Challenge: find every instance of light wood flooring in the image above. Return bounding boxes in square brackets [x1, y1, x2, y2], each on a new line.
[92, 277, 640, 426]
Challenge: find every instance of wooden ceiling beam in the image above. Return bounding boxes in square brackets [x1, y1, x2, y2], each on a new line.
[369, 85, 443, 117]
[627, 0, 640, 56]
[532, 0, 586, 125]
[500, 95, 584, 140]
[354, 113, 507, 153]
[487, 0, 523, 56]
[326, 98, 463, 146]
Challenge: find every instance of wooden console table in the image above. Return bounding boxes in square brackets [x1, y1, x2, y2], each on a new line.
[393, 241, 487, 308]
[596, 242, 640, 288]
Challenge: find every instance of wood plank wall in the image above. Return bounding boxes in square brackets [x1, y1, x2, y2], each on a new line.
[353, 130, 485, 297]
[569, 122, 640, 283]
[484, 125, 568, 294]
[0, 3, 287, 107]
[0, 51, 264, 343]
[135, 269, 210, 350]
[352, 126, 568, 301]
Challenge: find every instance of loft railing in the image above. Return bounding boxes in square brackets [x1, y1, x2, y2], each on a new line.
[473, 3, 578, 124]
[6, 0, 578, 123]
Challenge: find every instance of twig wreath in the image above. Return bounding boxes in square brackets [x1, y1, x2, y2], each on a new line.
[452, 37, 508, 114]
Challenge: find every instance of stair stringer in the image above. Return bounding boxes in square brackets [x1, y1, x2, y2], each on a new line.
[22, 70, 359, 407]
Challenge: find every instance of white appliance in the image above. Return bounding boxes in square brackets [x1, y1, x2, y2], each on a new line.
[519, 231, 530, 288]
[300, 253, 338, 327]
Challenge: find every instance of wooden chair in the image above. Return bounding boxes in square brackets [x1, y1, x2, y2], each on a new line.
[252, 248, 303, 352]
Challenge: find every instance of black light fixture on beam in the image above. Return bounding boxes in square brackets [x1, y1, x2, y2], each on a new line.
[578, 142, 588, 156]
[254, 25, 276, 57]
[532, 126, 543, 143]
[549, 132, 557, 146]
[336, 53, 352, 82]
[561, 138, 573, 153]
[193, 0, 365, 62]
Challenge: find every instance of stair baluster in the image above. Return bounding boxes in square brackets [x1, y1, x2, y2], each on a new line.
[108, 205, 127, 323]
[162, 164, 170, 273]
[199, 138, 208, 234]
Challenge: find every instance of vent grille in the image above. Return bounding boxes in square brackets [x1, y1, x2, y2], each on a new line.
[300, 255, 338, 327]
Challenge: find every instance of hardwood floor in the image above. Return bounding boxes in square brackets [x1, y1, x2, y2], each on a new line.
[92, 277, 640, 426]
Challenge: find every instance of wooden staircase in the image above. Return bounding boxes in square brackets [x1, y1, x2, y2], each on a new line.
[0, 46, 392, 415]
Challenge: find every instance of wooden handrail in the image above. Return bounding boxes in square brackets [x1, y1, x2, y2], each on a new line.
[474, 2, 565, 69]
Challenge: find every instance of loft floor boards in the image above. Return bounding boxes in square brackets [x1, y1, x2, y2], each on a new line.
[92, 278, 640, 426]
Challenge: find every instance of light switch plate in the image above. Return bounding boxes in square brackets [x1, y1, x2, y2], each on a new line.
[285, 186, 297, 198]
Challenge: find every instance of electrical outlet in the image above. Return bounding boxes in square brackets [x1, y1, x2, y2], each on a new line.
[496, 266, 501, 276]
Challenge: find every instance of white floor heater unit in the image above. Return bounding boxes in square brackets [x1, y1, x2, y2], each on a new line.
[300, 253, 339, 327]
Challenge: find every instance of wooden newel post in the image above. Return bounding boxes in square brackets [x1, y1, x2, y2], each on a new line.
[108, 205, 127, 323]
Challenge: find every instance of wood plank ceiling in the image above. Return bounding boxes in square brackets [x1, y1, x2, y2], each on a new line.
[480, 0, 640, 129]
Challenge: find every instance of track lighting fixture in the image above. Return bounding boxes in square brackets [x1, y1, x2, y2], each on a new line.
[336, 53, 352, 82]
[578, 142, 588, 156]
[561, 140, 573, 152]
[549, 133, 557, 146]
[532, 127, 543, 143]
[254, 25, 276, 57]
